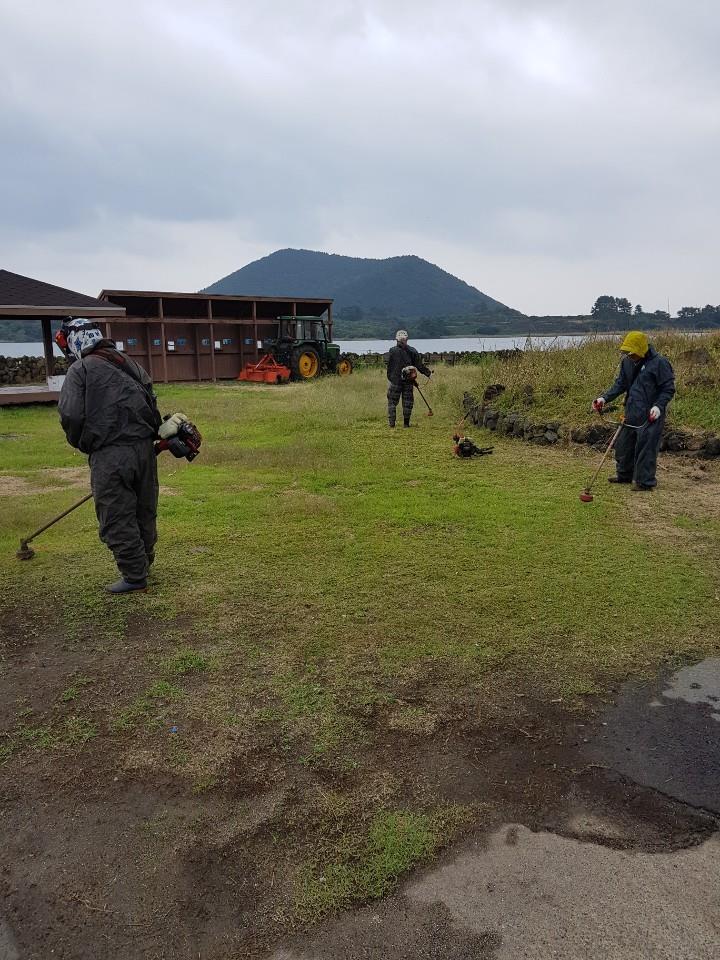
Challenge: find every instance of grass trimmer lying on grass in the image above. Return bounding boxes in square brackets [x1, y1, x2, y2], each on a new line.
[16, 414, 202, 561]
[449, 400, 493, 458]
[452, 434, 493, 458]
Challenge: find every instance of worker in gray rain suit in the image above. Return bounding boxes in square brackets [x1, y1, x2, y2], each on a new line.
[57, 319, 162, 593]
[592, 330, 675, 490]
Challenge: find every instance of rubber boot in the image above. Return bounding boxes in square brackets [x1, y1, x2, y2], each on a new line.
[608, 477, 631, 484]
[105, 578, 148, 595]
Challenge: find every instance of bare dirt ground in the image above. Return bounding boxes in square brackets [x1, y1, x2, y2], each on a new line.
[1, 453, 719, 960]
[2, 649, 718, 959]
[273, 659, 720, 960]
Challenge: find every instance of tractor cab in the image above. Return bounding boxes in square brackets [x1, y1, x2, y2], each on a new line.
[276, 316, 327, 344]
[266, 315, 353, 381]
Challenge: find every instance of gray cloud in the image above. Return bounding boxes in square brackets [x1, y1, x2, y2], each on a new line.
[1, 0, 718, 313]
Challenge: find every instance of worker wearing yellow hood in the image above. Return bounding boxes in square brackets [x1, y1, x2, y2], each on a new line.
[591, 332, 675, 490]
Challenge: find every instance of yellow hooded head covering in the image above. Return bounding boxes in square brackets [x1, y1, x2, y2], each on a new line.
[619, 331, 649, 357]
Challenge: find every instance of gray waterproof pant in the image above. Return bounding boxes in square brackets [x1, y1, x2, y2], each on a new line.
[89, 440, 158, 582]
[614, 417, 664, 487]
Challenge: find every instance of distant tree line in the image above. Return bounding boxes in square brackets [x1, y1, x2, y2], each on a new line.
[590, 295, 720, 330]
[3, 298, 718, 345]
[0, 318, 58, 343]
[675, 304, 720, 328]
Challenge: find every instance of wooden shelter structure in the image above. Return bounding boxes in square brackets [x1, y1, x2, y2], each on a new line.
[0, 270, 126, 405]
[98, 290, 334, 382]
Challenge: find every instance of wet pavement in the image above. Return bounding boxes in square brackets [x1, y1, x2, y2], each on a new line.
[0, 917, 19, 960]
[271, 659, 720, 960]
[585, 658, 720, 814]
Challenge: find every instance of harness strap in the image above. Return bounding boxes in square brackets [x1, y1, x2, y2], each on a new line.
[87, 349, 158, 416]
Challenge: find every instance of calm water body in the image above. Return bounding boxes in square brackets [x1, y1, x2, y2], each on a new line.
[334, 335, 590, 354]
[0, 335, 595, 359]
[0, 342, 65, 358]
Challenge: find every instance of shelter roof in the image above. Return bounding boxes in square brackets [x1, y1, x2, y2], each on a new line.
[100, 288, 332, 304]
[0, 269, 125, 317]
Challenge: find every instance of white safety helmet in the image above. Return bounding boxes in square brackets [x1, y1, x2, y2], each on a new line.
[395, 329, 409, 342]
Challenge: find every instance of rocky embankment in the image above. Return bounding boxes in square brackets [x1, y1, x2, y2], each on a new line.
[464, 390, 720, 458]
[0, 356, 68, 386]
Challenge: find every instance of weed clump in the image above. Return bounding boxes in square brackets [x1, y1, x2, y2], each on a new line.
[161, 648, 213, 676]
[294, 805, 470, 921]
[466, 331, 720, 433]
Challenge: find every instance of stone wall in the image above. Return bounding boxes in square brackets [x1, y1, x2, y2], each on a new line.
[345, 348, 521, 367]
[463, 394, 720, 458]
[0, 355, 68, 386]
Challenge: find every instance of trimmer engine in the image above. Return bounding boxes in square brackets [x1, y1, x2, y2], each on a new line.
[155, 414, 202, 461]
[452, 434, 494, 458]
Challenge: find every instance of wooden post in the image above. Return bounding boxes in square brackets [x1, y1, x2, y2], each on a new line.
[208, 299, 216, 382]
[194, 323, 202, 381]
[40, 317, 54, 379]
[239, 315, 244, 372]
[252, 300, 258, 359]
[209, 323, 217, 382]
[159, 298, 168, 383]
[145, 324, 154, 379]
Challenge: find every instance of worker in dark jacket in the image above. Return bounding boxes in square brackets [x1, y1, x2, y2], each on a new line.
[57, 319, 162, 593]
[592, 331, 675, 490]
[386, 330, 432, 427]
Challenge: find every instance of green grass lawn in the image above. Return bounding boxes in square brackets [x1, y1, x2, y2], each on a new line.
[1, 365, 719, 925]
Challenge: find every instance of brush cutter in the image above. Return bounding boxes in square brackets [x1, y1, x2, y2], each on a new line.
[17, 415, 203, 560]
[454, 402, 482, 434]
[452, 434, 493, 458]
[401, 365, 433, 417]
[579, 423, 624, 502]
[412, 381, 433, 417]
[579, 417, 649, 502]
[17, 492, 94, 560]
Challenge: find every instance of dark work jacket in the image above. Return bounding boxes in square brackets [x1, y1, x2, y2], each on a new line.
[601, 346, 675, 427]
[386, 344, 431, 385]
[58, 342, 161, 454]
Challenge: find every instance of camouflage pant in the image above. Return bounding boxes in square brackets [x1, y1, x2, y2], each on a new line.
[387, 382, 414, 425]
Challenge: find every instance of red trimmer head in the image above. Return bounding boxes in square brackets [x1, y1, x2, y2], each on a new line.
[579, 490, 594, 502]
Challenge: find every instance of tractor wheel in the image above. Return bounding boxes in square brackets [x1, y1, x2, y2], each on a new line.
[291, 347, 321, 380]
[336, 355, 353, 376]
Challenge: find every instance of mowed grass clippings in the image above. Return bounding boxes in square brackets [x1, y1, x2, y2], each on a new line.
[1, 361, 719, 928]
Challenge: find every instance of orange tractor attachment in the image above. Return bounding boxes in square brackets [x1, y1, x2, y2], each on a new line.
[238, 354, 292, 384]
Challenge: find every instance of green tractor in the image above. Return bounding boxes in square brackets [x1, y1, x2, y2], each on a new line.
[268, 316, 353, 381]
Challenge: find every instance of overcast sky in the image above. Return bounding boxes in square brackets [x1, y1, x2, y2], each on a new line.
[1, 0, 718, 315]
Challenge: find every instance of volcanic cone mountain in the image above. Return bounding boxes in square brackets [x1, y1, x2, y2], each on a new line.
[203, 249, 514, 332]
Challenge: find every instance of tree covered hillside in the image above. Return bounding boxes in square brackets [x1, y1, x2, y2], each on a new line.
[202, 248, 513, 336]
